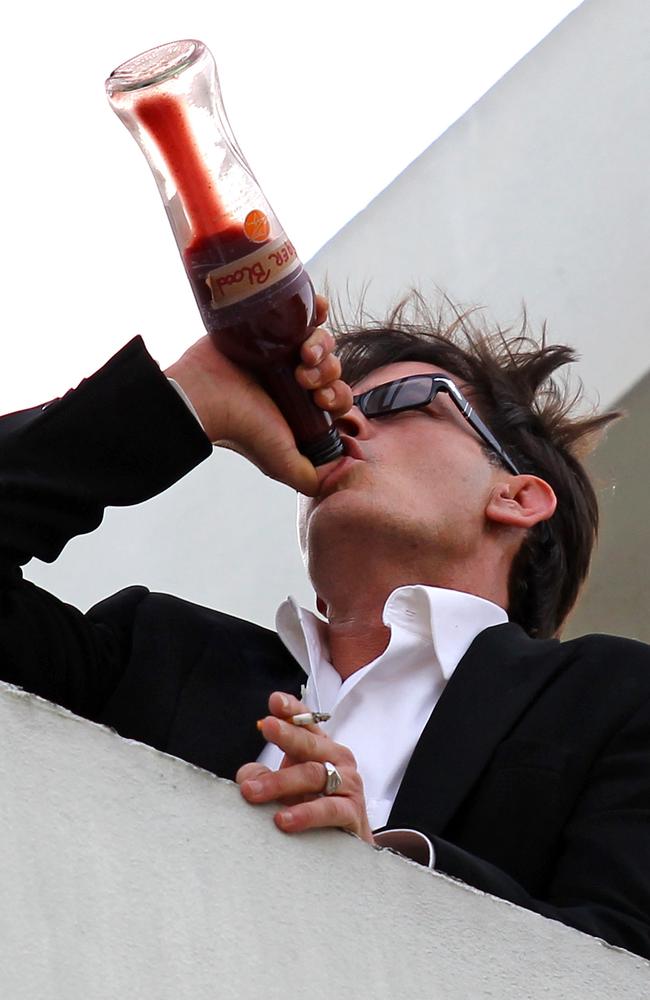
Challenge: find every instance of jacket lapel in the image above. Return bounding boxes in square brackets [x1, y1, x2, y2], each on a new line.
[387, 623, 565, 834]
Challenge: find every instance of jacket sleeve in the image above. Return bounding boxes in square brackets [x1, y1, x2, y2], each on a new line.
[428, 691, 650, 960]
[0, 336, 212, 718]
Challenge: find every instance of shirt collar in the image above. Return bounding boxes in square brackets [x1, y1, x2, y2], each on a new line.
[275, 586, 508, 680]
[383, 586, 508, 679]
[275, 597, 327, 678]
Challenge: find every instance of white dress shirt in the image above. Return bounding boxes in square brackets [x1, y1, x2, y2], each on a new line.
[258, 586, 508, 835]
[167, 382, 509, 857]
[168, 378, 508, 868]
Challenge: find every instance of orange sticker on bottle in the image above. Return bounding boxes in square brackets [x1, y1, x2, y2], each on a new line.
[244, 209, 271, 243]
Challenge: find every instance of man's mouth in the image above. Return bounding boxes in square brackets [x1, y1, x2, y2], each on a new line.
[340, 435, 365, 462]
[317, 456, 358, 497]
[316, 436, 365, 498]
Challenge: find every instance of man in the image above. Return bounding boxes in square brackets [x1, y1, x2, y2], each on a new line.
[1, 297, 649, 958]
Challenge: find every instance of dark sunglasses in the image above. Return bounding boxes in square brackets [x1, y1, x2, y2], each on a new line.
[353, 373, 521, 475]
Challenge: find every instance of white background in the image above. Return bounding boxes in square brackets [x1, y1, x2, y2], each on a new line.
[2, 0, 580, 412]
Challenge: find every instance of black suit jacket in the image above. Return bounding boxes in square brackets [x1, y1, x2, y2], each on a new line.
[1, 338, 649, 959]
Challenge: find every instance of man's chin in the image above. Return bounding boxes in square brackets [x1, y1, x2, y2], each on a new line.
[302, 486, 378, 552]
[297, 460, 371, 553]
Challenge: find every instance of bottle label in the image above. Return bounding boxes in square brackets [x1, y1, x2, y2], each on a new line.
[205, 233, 302, 309]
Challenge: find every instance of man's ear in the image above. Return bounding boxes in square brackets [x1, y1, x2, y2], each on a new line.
[486, 475, 557, 530]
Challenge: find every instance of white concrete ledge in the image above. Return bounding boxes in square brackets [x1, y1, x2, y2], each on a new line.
[0, 683, 648, 999]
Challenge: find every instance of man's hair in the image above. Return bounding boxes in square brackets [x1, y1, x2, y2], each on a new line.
[332, 295, 621, 640]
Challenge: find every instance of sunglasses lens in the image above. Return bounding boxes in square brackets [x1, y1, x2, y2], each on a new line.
[363, 377, 435, 416]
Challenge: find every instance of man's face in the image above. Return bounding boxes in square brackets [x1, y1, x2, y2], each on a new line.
[297, 361, 508, 577]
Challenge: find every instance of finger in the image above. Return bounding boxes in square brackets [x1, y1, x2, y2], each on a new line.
[266, 693, 332, 735]
[240, 760, 330, 804]
[312, 380, 354, 417]
[295, 353, 342, 392]
[220, 438, 320, 498]
[275, 794, 360, 835]
[258, 717, 354, 767]
[268, 691, 306, 719]
[313, 294, 329, 327]
[258, 712, 324, 746]
[236, 762, 272, 785]
[300, 326, 335, 366]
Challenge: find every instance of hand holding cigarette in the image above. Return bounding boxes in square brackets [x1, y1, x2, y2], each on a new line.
[238, 690, 375, 845]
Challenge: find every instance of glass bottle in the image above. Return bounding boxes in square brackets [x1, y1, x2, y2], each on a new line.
[106, 39, 343, 466]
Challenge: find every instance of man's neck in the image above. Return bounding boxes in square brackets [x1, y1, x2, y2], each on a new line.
[324, 599, 392, 682]
[320, 573, 443, 681]
[315, 556, 510, 681]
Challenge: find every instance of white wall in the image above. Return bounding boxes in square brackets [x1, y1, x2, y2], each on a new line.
[305, 0, 650, 640]
[23, 0, 649, 632]
[566, 371, 650, 641]
[308, 0, 650, 414]
[1, 682, 648, 1000]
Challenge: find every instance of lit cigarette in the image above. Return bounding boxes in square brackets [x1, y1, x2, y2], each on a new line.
[291, 712, 331, 726]
[255, 711, 331, 732]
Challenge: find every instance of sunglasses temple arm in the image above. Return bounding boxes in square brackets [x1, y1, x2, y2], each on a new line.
[466, 406, 520, 475]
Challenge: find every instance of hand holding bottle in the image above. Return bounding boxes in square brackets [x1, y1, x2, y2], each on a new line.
[107, 39, 344, 467]
[165, 296, 352, 496]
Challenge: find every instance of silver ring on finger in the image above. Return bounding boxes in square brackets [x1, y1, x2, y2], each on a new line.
[322, 761, 343, 796]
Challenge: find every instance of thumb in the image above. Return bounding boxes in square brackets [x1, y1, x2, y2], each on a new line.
[216, 430, 320, 496]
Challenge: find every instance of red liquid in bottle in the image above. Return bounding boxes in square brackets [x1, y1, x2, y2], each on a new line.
[136, 92, 343, 465]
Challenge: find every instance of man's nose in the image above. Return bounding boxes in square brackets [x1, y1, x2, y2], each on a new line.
[334, 404, 372, 439]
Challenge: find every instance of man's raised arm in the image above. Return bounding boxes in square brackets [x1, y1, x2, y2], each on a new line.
[0, 309, 350, 717]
